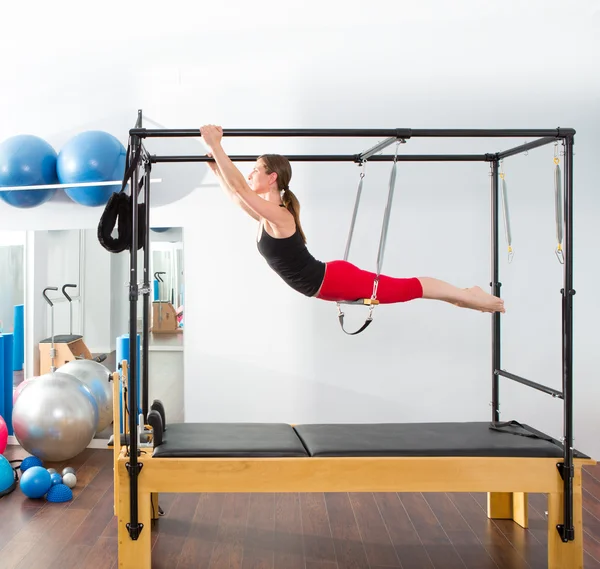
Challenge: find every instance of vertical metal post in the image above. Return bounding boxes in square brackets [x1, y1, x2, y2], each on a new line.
[558, 134, 575, 541]
[142, 162, 151, 419]
[490, 158, 501, 422]
[126, 134, 143, 540]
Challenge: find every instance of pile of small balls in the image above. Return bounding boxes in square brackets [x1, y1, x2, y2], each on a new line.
[18, 455, 78, 503]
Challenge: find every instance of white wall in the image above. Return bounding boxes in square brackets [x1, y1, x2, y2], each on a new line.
[1, 1, 599, 457]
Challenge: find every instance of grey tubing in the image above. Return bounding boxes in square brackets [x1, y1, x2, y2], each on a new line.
[375, 146, 399, 277]
[554, 162, 564, 263]
[343, 163, 366, 261]
[500, 176, 513, 262]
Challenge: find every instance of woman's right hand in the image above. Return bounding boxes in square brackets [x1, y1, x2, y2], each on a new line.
[200, 124, 223, 149]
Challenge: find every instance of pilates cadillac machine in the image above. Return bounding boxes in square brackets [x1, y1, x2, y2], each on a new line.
[106, 113, 593, 569]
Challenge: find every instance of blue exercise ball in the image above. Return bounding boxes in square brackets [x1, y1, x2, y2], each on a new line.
[0, 135, 58, 208]
[0, 455, 15, 494]
[20, 455, 43, 472]
[57, 130, 126, 207]
[20, 465, 52, 499]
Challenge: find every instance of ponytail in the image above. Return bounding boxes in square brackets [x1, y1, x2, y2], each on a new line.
[259, 153, 308, 244]
[281, 188, 306, 243]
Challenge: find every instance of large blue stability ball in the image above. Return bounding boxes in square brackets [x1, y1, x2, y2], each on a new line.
[0, 454, 15, 495]
[0, 135, 58, 208]
[57, 130, 126, 207]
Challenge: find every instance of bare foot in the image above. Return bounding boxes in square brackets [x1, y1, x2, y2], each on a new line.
[459, 286, 505, 313]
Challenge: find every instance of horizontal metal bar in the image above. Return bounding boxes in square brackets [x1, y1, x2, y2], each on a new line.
[412, 128, 574, 138]
[131, 127, 575, 139]
[134, 128, 412, 139]
[497, 136, 560, 160]
[495, 369, 563, 399]
[150, 154, 489, 164]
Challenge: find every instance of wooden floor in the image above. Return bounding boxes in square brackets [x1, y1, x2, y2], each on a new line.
[1, 446, 600, 569]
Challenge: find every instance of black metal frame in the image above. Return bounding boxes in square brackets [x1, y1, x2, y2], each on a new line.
[121, 112, 576, 543]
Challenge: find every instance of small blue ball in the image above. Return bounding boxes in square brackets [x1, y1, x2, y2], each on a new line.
[20, 456, 43, 472]
[20, 465, 52, 499]
[50, 472, 63, 485]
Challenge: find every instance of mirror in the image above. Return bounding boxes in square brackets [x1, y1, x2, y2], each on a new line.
[2, 226, 185, 448]
[148, 227, 184, 346]
[146, 227, 185, 424]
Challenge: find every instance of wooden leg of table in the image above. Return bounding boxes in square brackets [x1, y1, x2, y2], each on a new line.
[151, 493, 160, 521]
[547, 470, 584, 569]
[487, 492, 528, 528]
[117, 461, 152, 569]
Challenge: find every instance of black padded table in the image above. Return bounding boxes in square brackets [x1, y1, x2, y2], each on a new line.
[151, 420, 588, 459]
[152, 422, 309, 457]
[294, 421, 588, 458]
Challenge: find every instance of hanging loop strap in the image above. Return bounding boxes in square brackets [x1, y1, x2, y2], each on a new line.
[499, 162, 514, 263]
[554, 143, 564, 264]
[336, 139, 402, 335]
[337, 303, 375, 335]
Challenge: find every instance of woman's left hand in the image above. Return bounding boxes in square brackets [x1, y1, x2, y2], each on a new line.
[200, 124, 223, 149]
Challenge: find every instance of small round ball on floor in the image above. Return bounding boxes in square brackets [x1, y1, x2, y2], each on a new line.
[19, 456, 43, 472]
[20, 466, 52, 499]
[62, 472, 77, 489]
[50, 472, 63, 486]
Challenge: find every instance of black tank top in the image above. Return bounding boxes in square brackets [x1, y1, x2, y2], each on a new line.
[256, 218, 326, 297]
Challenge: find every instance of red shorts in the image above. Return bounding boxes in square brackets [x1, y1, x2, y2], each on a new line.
[316, 260, 423, 304]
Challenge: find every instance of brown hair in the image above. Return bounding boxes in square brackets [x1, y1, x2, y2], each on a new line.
[259, 154, 306, 243]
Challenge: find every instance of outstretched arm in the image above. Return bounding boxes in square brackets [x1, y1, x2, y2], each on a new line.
[200, 125, 291, 227]
[205, 152, 260, 221]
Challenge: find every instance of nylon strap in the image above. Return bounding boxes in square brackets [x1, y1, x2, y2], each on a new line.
[337, 141, 401, 335]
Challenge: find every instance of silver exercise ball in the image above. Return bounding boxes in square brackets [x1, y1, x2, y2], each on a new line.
[58, 359, 114, 432]
[12, 371, 99, 462]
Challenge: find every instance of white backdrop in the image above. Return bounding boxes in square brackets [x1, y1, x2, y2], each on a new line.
[0, 0, 598, 457]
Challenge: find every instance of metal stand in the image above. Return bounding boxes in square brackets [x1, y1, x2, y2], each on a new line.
[114, 117, 576, 544]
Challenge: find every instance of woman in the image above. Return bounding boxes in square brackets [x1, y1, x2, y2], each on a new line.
[200, 124, 505, 313]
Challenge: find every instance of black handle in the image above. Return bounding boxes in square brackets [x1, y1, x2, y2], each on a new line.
[62, 284, 77, 302]
[154, 272, 165, 282]
[43, 287, 58, 306]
